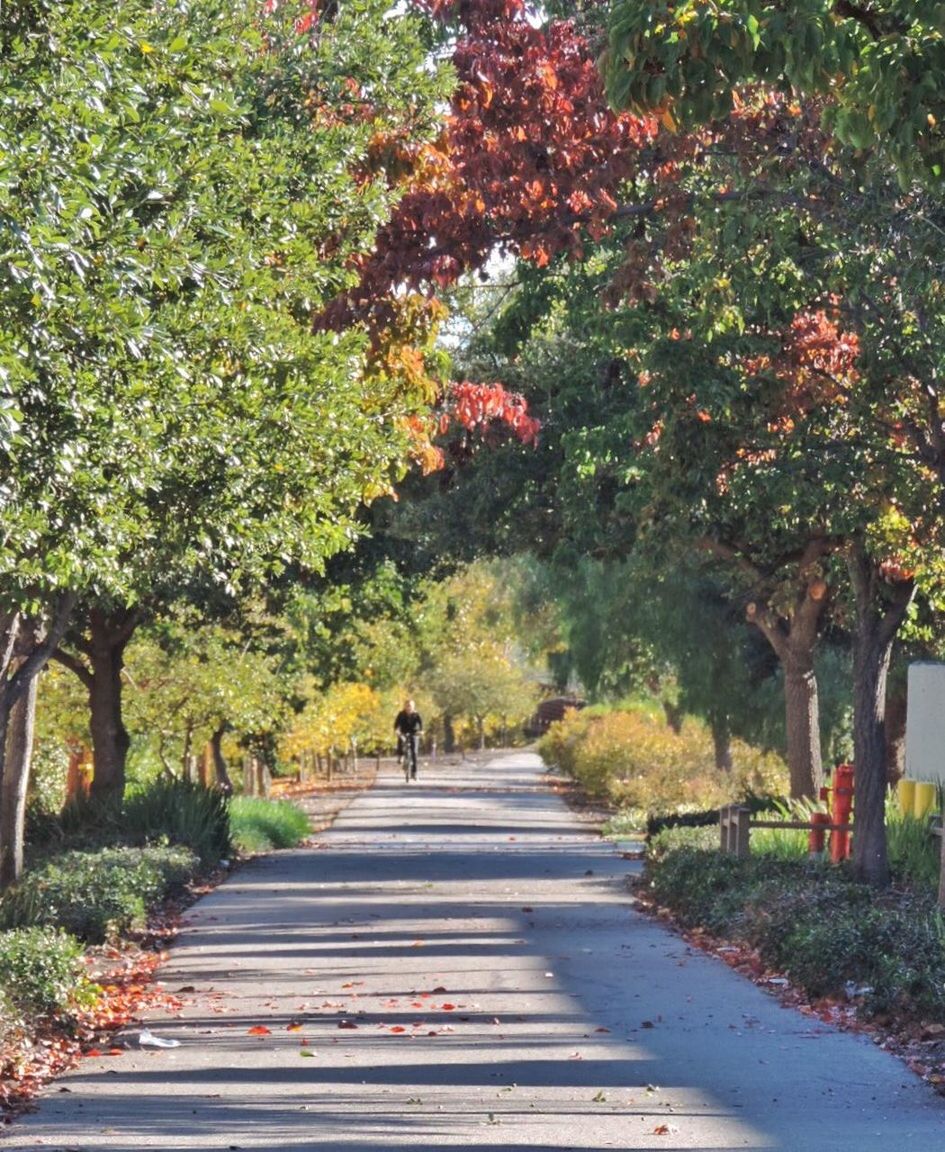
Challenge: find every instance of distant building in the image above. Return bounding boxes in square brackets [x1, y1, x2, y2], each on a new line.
[525, 696, 586, 739]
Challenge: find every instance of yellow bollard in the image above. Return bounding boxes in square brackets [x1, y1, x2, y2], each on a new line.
[914, 781, 937, 820]
[897, 778, 916, 818]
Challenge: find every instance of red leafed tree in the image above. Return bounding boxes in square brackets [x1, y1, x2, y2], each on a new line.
[319, 0, 659, 463]
[324, 0, 658, 332]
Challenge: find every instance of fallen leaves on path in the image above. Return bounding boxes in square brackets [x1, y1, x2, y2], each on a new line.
[0, 946, 182, 1118]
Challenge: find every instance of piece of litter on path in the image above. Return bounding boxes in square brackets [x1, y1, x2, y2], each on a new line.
[139, 1029, 181, 1049]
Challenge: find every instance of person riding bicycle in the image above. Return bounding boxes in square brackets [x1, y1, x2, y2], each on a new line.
[394, 699, 423, 780]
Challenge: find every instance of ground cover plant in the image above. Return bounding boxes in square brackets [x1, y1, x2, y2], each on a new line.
[643, 809, 945, 1026]
[0, 845, 200, 944]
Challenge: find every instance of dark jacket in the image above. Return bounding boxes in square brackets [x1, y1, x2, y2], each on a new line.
[394, 709, 423, 737]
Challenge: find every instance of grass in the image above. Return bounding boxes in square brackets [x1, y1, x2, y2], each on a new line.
[229, 797, 311, 854]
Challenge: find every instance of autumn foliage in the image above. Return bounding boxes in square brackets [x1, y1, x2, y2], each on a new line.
[325, 0, 657, 330]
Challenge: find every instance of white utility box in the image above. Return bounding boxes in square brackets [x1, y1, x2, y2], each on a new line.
[905, 663, 945, 783]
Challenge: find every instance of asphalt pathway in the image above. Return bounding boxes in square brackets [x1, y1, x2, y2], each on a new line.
[5, 751, 944, 1151]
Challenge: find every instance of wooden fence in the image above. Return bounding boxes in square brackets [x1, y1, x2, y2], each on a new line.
[720, 804, 945, 909]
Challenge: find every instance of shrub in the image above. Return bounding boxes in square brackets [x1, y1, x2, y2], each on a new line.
[647, 823, 719, 859]
[1, 844, 199, 943]
[0, 927, 98, 1020]
[539, 705, 787, 816]
[886, 811, 940, 892]
[646, 847, 755, 935]
[229, 797, 311, 854]
[646, 846, 945, 1022]
[120, 778, 232, 865]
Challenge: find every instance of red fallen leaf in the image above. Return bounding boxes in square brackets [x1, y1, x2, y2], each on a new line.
[654, 1124, 671, 1135]
[84, 1049, 104, 1058]
[337, 1021, 358, 1029]
[594, 1027, 611, 1033]
[300, 1039, 311, 1047]
[427, 1030, 439, 1036]
[412, 1002, 424, 1008]
[107, 1048, 124, 1056]
[411, 941, 425, 947]
[521, 906, 533, 913]
[441, 1003, 456, 1011]
[247, 1026, 271, 1036]
[286, 1024, 303, 1033]
[341, 982, 363, 989]
[390, 1026, 407, 1033]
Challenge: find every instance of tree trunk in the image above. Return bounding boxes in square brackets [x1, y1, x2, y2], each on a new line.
[55, 607, 139, 804]
[710, 715, 733, 773]
[443, 713, 456, 754]
[848, 542, 915, 887]
[210, 728, 233, 792]
[0, 596, 76, 888]
[662, 699, 684, 734]
[746, 563, 829, 800]
[783, 659, 823, 799]
[0, 690, 16, 889]
[851, 632, 893, 886]
[88, 650, 130, 802]
[182, 723, 194, 777]
[86, 610, 136, 803]
[0, 675, 37, 889]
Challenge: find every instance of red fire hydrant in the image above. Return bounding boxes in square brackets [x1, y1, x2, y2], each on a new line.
[829, 763, 854, 863]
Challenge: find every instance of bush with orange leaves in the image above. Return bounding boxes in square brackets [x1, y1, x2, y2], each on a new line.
[539, 705, 786, 817]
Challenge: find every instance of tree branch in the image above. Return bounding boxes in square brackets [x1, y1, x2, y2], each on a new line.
[51, 647, 94, 691]
[8, 592, 78, 708]
[694, 536, 763, 584]
[0, 613, 20, 684]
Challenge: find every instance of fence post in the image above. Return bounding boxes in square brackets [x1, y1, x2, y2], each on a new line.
[733, 806, 751, 859]
[719, 806, 730, 854]
[938, 820, 945, 911]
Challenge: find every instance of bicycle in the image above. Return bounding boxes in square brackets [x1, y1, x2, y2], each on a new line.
[399, 731, 419, 782]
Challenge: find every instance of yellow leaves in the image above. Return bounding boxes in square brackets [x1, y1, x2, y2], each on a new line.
[280, 682, 382, 761]
[538, 706, 788, 810]
[658, 104, 677, 133]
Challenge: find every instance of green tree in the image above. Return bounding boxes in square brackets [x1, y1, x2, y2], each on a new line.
[1, 0, 447, 812]
[0, 0, 447, 881]
[604, 0, 945, 182]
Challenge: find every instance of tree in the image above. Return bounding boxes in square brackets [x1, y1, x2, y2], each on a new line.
[604, 0, 945, 182]
[122, 621, 291, 786]
[6, 0, 448, 804]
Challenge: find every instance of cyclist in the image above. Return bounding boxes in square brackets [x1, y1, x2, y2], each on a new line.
[394, 698, 423, 781]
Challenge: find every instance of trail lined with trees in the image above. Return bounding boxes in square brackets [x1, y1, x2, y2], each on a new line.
[6, 753, 943, 1152]
[6, 0, 945, 1134]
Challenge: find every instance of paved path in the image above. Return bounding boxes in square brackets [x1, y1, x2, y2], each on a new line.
[5, 752, 944, 1151]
